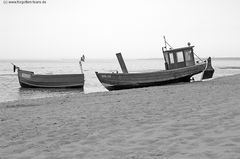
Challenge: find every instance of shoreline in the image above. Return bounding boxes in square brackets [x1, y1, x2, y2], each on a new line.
[0, 74, 234, 106]
[1, 74, 240, 158]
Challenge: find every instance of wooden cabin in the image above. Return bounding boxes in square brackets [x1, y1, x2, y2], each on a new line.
[162, 45, 195, 70]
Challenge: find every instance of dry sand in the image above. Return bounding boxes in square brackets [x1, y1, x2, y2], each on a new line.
[1, 74, 240, 159]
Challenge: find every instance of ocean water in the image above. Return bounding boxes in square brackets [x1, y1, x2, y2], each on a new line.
[0, 58, 240, 103]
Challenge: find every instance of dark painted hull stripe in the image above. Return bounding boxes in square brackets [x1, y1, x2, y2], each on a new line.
[19, 80, 84, 88]
[103, 75, 192, 91]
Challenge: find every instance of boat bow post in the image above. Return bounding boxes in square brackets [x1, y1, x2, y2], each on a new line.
[11, 63, 19, 72]
[79, 54, 85, 74]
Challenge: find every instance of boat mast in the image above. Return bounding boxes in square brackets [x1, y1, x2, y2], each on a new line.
[163, 36, 173, 50]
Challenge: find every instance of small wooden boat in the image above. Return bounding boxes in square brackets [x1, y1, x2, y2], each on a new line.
[96, 39, 214, 91]
[12, 64, 84, 88]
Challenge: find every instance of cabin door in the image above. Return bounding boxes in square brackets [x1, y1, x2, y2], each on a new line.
[176, 51, 186, 68]
[168, 52, 185, 69]
[168, 52, 176, 69]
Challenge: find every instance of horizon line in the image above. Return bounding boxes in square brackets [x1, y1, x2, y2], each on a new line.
[1, 56, 240, 61]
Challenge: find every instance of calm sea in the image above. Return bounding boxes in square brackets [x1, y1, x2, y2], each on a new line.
[0, 58, 240, 103]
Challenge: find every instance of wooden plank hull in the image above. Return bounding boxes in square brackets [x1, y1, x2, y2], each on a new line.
[96, 63, 206, 91]
[18, 69, 84, 88]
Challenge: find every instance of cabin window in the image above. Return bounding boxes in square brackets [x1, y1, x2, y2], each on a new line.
[169, 53, 174, 64]
[184, 50, 192, 61]
[176, 51, 184, 62]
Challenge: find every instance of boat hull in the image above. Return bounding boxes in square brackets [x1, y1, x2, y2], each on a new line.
[96, 63, 206, 91]
[18, 70, 84, 88]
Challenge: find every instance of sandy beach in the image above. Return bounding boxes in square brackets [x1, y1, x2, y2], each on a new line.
[1, 74, 240, 159]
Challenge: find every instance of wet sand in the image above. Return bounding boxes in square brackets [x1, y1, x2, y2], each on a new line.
[1, 74, 240, 159]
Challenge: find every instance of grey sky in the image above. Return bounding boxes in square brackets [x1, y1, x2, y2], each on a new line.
[0, 0, 240, 59]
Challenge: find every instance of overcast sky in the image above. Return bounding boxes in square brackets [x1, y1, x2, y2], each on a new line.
[0, 0, 240, 59]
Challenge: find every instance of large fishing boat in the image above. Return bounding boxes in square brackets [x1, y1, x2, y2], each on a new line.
[96, 38, 214, 91]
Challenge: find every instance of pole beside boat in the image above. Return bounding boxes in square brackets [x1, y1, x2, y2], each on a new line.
[202, 57, 214, 80]
[116, 53, 128, 73]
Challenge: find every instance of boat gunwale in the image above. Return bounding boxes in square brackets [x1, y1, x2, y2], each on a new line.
[96, 62, 206, 76]
[18, 69, 84, 77]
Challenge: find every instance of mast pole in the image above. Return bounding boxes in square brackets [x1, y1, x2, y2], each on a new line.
[163, 36, 173, 49]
